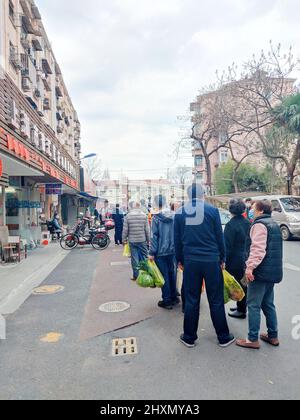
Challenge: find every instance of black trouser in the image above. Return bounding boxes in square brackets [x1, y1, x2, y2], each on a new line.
[226, 268, 247, 314]
[114, 226, 123, 245]
[183, 260, 231, 344]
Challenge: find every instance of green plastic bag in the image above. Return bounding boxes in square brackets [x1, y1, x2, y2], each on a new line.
[123, 243, 131, 258]
[137, 271, 155, 288]
[223, 270, 245, 304]
[136, 260, 165, 289]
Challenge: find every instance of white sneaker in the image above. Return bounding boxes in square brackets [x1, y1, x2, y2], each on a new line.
[219, 336, 236, 348]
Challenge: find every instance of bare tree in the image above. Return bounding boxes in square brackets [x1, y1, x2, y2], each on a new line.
[218, 42, 299, 191]
[190, 89, 248, 194]
[82, 156, 103, 181]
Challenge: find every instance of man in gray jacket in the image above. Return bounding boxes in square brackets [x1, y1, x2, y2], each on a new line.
[149, 195, 177, 310]
[123, 202, 150, 281]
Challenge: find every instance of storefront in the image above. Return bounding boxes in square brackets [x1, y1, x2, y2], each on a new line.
[0, 126, 79, 246]
[0, 157, 9, 227]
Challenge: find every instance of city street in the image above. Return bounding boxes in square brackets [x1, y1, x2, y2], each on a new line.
[0, 240, 299, 401]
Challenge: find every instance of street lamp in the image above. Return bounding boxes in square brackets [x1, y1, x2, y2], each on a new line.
[80, 153, 97, 161]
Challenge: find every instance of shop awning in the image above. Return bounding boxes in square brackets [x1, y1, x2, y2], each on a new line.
[0, 152, 44, 177]
[78, 192, 99, 201]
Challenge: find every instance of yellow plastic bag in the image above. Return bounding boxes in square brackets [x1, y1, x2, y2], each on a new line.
[148, 260, 165, 288]
[223, 270, 245, 304]
[123, 243, 131, 258]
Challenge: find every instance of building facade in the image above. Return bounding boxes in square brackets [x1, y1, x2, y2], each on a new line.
[96, 178, 187, 212]
[0, 0, 81, 246]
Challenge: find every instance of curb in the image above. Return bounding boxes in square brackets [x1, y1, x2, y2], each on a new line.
[0, 250, 68, 317]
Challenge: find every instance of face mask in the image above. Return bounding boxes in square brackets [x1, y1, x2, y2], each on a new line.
[249, 209, 255, 219]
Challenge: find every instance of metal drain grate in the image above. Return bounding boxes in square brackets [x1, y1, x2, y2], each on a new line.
[112, 338, 138, 357]
[99, 301, 131, 313]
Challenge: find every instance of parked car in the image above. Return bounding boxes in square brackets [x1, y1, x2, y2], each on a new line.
[254, 195, 300, 241]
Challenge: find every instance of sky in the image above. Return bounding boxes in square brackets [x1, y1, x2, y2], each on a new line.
[37, 0, 300, 180]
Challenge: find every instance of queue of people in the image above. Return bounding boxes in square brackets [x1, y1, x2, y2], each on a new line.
[118, 185, 284, 351]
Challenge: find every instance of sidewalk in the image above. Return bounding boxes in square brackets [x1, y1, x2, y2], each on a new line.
[0, 243, 68, 315]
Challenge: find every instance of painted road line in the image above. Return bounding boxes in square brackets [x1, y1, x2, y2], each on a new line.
[110, 262, 130, 267]
[0, 314, 5, 340]
[40, 332, 64, 343]
[284, 263, 300, 272]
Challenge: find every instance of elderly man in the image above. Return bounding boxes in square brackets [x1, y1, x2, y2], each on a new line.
[122, 202, 150, 281]
[174, 183, 235, 348]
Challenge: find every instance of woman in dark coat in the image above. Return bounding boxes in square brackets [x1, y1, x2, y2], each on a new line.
[224, 199, 251, 319]
[112, 204, 124, 245]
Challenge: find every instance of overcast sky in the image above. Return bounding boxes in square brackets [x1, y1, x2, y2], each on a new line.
[37, 0, 300, 179]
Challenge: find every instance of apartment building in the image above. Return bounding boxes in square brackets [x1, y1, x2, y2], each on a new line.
[96, 178, 188, 211]
[0, 0, 82, 245]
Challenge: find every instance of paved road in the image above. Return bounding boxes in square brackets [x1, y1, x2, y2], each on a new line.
[0, 241, 299, 400]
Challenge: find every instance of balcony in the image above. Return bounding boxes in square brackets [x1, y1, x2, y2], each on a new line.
[34, 88, 41, 98]
[20, 34, 30, 50]
[22, 77, 31, 92]
[56, 112, 63, 121]
[20, 0, 32, 19]
[32, 38, 43, 51]
[41, 75, 51, 92]
[55, 86, 63, 98]
[43, 98, 51, 111]
[21, 15, 35, 35]
[9, 48, 21, 70]
[42, 58, 53, 75]
[31, 5, 42, 20]
[57, 122, 64, 134]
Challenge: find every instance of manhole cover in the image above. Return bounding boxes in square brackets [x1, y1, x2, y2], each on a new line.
[32, 285, 65, 295]
[112, 338, 138, 357]
[99, 301, 131, 313]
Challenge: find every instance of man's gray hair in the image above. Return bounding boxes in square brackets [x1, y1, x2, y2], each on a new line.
[187, 183, 205, 200]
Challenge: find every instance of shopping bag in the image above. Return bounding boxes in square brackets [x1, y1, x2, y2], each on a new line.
[148, 260, 165, 288]
[223, 270, 245, 304]
[177, 268, 205, 294]
[137, 270, 156, 288]
[177, 268, 183, 292]
[123, 243, 131, 258]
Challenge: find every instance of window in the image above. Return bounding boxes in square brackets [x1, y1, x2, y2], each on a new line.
[219, 132, 228, 146]
[9, 42, 19, 70]
[195, 155, 204, 167]
[219, 151, 228, 164]
[280, 197, 300, 213]
[271, 200, 281, 212]
[196, 173, 204, 182]
[9, 1, 15, 21]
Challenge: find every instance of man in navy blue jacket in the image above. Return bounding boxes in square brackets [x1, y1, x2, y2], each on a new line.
[174, 183, 235, 348]
[149, 195, 177, 310]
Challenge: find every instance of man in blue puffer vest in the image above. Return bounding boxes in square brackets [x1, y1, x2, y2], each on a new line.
[149, 195, 178, 310]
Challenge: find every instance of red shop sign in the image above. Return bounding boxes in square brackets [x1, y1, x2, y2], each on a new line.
[0, 127, 78, 189]
[0, 159, 3, 177]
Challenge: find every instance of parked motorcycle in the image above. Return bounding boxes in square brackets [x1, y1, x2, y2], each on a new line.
[60, 220, 110, 251]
